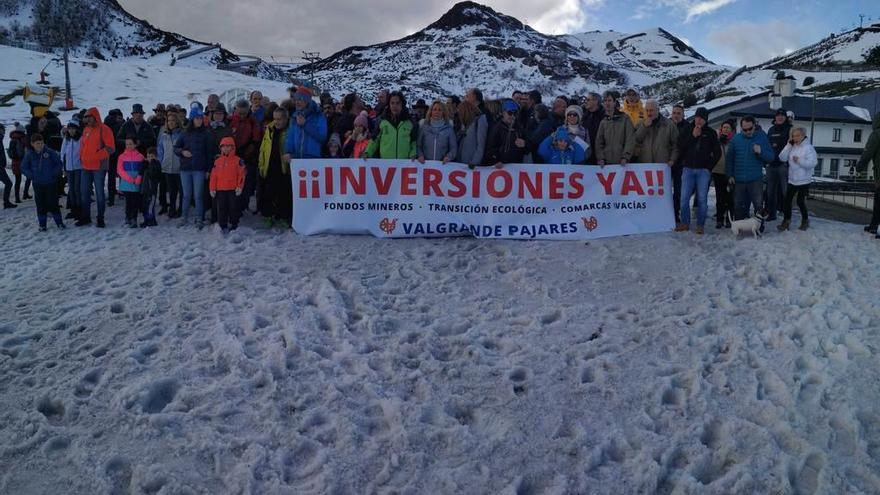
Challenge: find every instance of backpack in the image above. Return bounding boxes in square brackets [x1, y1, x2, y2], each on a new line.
[8, 137, 25, 161]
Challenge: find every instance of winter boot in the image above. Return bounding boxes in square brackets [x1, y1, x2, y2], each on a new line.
[3, 201, 16, 209]
[674, 223, 689, 232]
[865, 225, 877, 234]
[75, 215, 92, 227]
[53, 213, 65, 229]
[96, 216, 105, 228]
[777, 220, 790, 231]
[798, 218, 809, 231]
[695, 226, 704, 235]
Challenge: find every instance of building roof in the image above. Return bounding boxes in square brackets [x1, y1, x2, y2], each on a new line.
[814, 147, 865, 156]
[848, 90, 880, 115]
[727, 96, 871, 124]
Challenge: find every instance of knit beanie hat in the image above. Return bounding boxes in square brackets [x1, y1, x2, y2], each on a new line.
[565, 105, 583, 121]
[354, 111, 369, 129]
[293, 86, 313, 102]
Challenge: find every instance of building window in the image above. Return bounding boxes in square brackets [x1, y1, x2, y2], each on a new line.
[854, 129, 862, 143]
[830, 158, 839, 178]
[815, 158, 823, 177]
[833, 128, 842, 142]
[845, 159, 857, 177]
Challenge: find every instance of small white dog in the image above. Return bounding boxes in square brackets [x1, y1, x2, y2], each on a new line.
[728, 210, 767, 238]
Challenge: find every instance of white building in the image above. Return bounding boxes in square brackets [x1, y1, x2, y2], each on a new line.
[710, 95, 874, 181]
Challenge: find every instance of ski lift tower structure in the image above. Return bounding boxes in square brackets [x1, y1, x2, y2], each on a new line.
[301, 51, 321, 88]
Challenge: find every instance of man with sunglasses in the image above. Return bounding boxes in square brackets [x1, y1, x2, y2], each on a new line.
[726, 116, 775, 220]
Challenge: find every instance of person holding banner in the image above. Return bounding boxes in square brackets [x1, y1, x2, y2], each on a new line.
[595, 91, 635, 167]
[364, 91, 417, 160]
[455, 100, 488, 169]
[416, 101, 457, 164]
[486, 99, 527, 167]
[342, 112, 372, 159]
[633, 99, 678, 168]
[538, 127, 587, 165]
[283, 87, 327, 161]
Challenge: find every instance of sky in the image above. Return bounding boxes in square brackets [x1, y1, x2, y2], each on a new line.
[118, 0, 877, 67]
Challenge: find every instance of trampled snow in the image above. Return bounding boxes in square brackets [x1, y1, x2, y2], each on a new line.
[1, 190, 880, 494]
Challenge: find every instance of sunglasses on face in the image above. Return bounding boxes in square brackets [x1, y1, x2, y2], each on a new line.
[567, 113, 579, 117]
[742, 127, 755, 133]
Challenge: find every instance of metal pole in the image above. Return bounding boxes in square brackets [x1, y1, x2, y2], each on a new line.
[63, 39, 71, 107]
[810, 92, 816, 142]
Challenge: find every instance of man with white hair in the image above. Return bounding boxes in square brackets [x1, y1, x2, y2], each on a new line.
[633, 99, 679, 167]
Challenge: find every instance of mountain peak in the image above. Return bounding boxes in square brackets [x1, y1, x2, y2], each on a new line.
[425, 1, 528, 33]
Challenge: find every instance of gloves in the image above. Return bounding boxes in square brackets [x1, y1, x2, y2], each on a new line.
[235, 188, 242, 196]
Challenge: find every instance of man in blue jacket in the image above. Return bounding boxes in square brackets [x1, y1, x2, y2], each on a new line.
[283, 87, 327, 161]
[726, 116, 775, 220]
[21, 133, 65, 230]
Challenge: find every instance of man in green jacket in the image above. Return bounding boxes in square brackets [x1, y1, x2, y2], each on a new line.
[633, 99, 679, 166]
[365, 92, 418, 159]
[595, 92, 635, 166]
[858, 112, 880, 236]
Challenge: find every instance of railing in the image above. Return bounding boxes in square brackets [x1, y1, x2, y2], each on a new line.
[808, 177, 875, 211]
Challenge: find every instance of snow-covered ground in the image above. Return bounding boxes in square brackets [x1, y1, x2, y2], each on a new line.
[2, 193, 880, 494]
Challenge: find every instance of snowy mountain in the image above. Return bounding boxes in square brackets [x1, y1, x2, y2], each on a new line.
[0, 0, 288, 81]
[562, 28, 719, 86]
[760, 23, 880, 70]
[0, 45, 291, 125]
[290, 2, 723, 100]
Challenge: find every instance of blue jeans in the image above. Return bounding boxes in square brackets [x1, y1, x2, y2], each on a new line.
[80, 170, 106, 220]
[180, 170, 205, 221]
[680, 167, 711, 227]
[734, 180, 763, 220]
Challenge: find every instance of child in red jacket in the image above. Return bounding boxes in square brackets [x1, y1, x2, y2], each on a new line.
[209, 137, 245, 232]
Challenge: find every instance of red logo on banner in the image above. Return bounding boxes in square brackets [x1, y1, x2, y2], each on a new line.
[379, 218, 398, 235]
[582, 216, 599, 232]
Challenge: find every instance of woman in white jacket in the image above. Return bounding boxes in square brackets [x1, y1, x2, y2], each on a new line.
[777, 127, 817, 231]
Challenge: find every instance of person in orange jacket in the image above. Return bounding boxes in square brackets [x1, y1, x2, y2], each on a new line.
[209, 136, 246, 232]
[77, 107, 116, 227]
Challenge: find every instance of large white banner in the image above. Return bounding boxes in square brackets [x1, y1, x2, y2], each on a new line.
[291, 160, 674, 240]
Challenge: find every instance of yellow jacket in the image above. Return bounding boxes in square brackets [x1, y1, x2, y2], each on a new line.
[622, 100, 645, 128]
[258, 124, 289, 177]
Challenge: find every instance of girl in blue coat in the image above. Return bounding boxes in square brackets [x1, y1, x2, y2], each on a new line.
[21, 133, 65, 230]
[538, 127, 587, 165]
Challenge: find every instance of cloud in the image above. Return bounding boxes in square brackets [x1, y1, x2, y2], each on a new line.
[707, 19, 807, 65]
[684, 0, 736, 22]
[118, 0, 599, 62]
[632, 0, 737, 23]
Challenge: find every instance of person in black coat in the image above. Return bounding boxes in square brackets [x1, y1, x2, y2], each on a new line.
[677, 107, 721, 233]
[670, 103, 693, 223]
[118, 104, 157, 155]
[765, 108, 793, 220]
[581, 93, 605, 164]
[486, 99, 527, 167]
[105, 109, 125, 206]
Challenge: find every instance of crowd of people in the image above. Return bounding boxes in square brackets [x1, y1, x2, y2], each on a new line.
[1, 84, 879, 238]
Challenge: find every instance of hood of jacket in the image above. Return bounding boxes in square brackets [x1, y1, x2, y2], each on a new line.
[86, 107, 102, 125]
[295, 99, 320, 119]
[220, 136, 236, 148]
